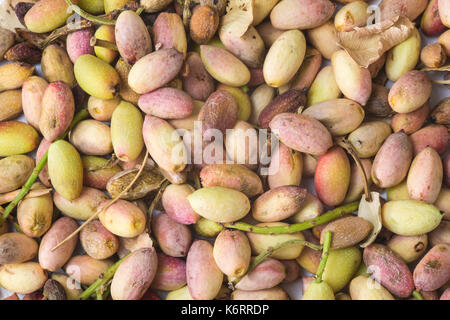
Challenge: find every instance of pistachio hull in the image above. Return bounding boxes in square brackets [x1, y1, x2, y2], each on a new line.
[252, 186, 307, 222]
[111, 101, 144, 162]
[270, 0, 336, 30]
[0, 233, 38, 264]
[70, 119, 113, 154]
[21, 76, 48, 131]
[151, 213, 192, 258]
[151, 252, 186, 291]
[186, 240, 223, 300]
[407, 147, 443, 204]
[17, 193, 53, 238]
[263, 30, 306, 88]
[115, 10, 152, 66]
[41, 45, 76, 87]
[111, 248, 158, 300]
[200, 45, 250, 87]
[232, 287, 289, 300]
[219, 26, 265, 69]
[235, 258, 286, 291]
[388, 71, 432, 113]
[65, 255, 114, 285]
[128, 49, 184, 94]
[39, 81, 75, 142]
[99, 200, 146, 238]
[181, 52, 215, 101]
[0, 155, 34, 193]
[66, 28, 95, 63]
[38, 217, 79, 272]
[161, 184, 199, 225]
[269, 113, 333, 156]
[410, 125, 449, 155]
[348, 121, 392, 158]
[382, 200, 443, 236]
[314, 147, 351, 207]
[48, 140, 83, 201]
[303, 99, 364, 136]
[386, 28, 421, 82]
[74, 54, 120, 99]
[413, 244, 450, 291]
[213, 230, 251, 278]
[187, 187, 250, 223]
[80, 220, 119, 260]
[153, 12, 187, 57]
[371, 132, 413, 188]
[138, 87, 194, 119]
[0, 62, 34, 91]
[0, 121, 39, 156]
[350, 276, 394, 300]
[268, 142, 303, 189]
[143, 115, 187, 173]
[0, 262, 47, 294]
[24, 0, 76, 33]
[54, 187, 108, 221]
[331, 50, 372, 106]
[363, 244, 414, 298]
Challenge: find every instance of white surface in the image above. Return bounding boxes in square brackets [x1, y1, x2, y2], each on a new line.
[0, 0, 448, 300]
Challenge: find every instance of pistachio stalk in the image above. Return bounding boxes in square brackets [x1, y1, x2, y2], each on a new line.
[182, 0, 192, 28]
[79, 253, 130, 300]
[315, 231, 331, 283]
[0, 109, 90, 227]
[64, 0, 116, 25]
[223, 201, 359, 234]
[51, 151, 150, 251]
[412, 290, 424, 300]
[337, 138, 372, 202]
[41, 3, 141, 48]
[146, 180, 169, 231]
[90, 37, 119, 51]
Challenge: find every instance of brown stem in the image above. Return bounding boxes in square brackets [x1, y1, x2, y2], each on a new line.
[50, 152, 150, 252]
[337, 138, 372, 202]
[182, 0, 192, 28]
[90, 38, 118, 51]
[146, 180, 169, 231]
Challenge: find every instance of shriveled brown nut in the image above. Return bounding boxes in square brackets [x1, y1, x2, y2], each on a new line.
[420, 43, 447, 68]
[190, 5, 219, 45]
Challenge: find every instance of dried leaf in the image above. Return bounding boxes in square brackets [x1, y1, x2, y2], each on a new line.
[106, 167, 165, 200]
[337, 16, 415, 68]
[0, 0, 25, 31]
[421, 65, 450, 72]
[358, 192, 382, 248]
[221, 0, 254, 38]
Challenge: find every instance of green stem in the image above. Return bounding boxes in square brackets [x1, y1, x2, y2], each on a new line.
[0, 109, 89, 226]
[223, 201, 359, 234]
[412, 290, 424, 300]
[315, 231, 332, 283]
[65, 0, 116, 25]
[79, 253, 129, 300]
